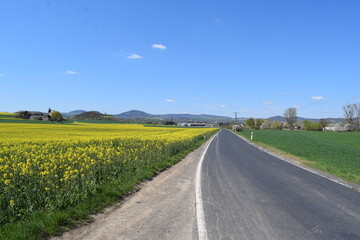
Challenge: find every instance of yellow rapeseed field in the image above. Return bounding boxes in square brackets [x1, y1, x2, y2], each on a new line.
[0, 120, 217, 224]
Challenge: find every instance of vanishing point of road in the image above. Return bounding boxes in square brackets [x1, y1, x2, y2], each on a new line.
[201, 130, 360, 240]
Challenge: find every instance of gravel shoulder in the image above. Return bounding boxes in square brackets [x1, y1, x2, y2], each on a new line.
[52, 139, 210, 240]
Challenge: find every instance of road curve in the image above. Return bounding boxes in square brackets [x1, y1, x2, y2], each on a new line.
[201, 130, 360, 240]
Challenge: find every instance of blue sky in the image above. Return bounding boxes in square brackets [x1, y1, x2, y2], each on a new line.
[1, 0, 359, 118]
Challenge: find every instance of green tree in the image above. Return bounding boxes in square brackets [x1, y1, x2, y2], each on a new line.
[50, 111, 63, 122]
[246, 118, 255, 129]
[255, 118, 264, 130]
[16, 111, 31, 119]
[302, 120, 322, 131]
[271, 121, 283, 130]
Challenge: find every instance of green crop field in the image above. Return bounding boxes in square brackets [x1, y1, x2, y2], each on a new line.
[237, 130, 360, 184]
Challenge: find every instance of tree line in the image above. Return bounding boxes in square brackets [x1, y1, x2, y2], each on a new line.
[233, 103, 360, 132]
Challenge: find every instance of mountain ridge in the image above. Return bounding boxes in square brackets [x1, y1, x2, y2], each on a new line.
[59, 110, 344, 123]
[114, 110, 232, 121]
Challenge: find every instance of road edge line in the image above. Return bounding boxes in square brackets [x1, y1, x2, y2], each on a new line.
[229, 130, 359, 191]
[195, 132, 218, 240]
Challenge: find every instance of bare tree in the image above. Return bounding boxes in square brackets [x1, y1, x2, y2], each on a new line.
[319, 118, 328, 129]
[355, 103, 360, 129]
[344, 103, 360, 129]
[343, 103, 360, 129]
[284, 107, 297, 130]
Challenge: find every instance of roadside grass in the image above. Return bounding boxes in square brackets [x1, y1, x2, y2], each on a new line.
[237, 130, 360, 185]
[0, 132, 216, 240]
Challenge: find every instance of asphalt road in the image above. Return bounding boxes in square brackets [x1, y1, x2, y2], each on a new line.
[201, 130, 360, 240]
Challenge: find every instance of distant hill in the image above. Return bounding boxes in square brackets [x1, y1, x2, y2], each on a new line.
[115, 110, 153, 119]
[62, 110, 86, 117]
[114, 110, 232, 122]
[72, 111, 114, 120]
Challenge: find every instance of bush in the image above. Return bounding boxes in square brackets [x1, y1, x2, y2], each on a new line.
[232, 124, 242, 132]
[302, 120, 322, 131]
[255, 119, 264, 130]
[271, 121, 283, 130]
[245, 118, 255, 129]
[16, 111, 31, 119]
[50, 111, 63, 122]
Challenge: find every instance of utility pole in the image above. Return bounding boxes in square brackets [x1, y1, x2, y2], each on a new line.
[234, 112, 238, 123]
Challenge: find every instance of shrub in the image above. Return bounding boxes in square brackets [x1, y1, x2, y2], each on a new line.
[255, 118, 264, 130]
[16, 111, 31, 119]
[245, 118, 255, 129]
[271, 121, 283, 130]
[302, 120, 322, 131]
[50, 111, 63, 122]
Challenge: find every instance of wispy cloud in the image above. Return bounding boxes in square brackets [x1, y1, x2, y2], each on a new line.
[311, 96, 325, 101]
[279, 92, 299, 96]
[0, 73, 4, 77]
[354, 96, 360, 101]
[165, 99, 175, 103]
[219, 104, 227, 108]
[127, 54, 143, 59]
[152, 44, 167, 50]
[191, 96, 200, 100]
[214, 18, 223, 24]
[263, 100, 273, 105]
[65, 70, 77, 74]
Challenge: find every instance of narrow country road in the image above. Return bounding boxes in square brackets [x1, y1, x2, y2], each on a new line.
[53, 130, 360, 240]
[201, 130, 360, 240]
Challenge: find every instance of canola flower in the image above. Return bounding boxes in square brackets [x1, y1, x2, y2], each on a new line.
[0, 121, 217, 224]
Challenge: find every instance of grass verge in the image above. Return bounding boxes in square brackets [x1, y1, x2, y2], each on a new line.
[236, 130, 360, 185]
[0, 133, 216, 240]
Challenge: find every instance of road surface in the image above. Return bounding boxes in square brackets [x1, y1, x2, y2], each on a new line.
[201, 130, 360, 240]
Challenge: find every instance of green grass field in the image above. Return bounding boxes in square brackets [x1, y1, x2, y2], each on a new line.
[237, 130, 360, 185]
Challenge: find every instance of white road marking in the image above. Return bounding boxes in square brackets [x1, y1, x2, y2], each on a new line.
[195, 132, 218, 240]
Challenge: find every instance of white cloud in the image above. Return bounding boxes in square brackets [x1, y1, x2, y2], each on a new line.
[165, 99, 175, 103]
[263, 100, 273, 105]
[65, 70, 77, 74]
[127, 54, 143, 59]
[191, 96, 200, 100]
[219, 104, 227, 108]
[354, 96, 360, 101]
[152, 44, 167, 50]
[311, 96, 325, 101]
